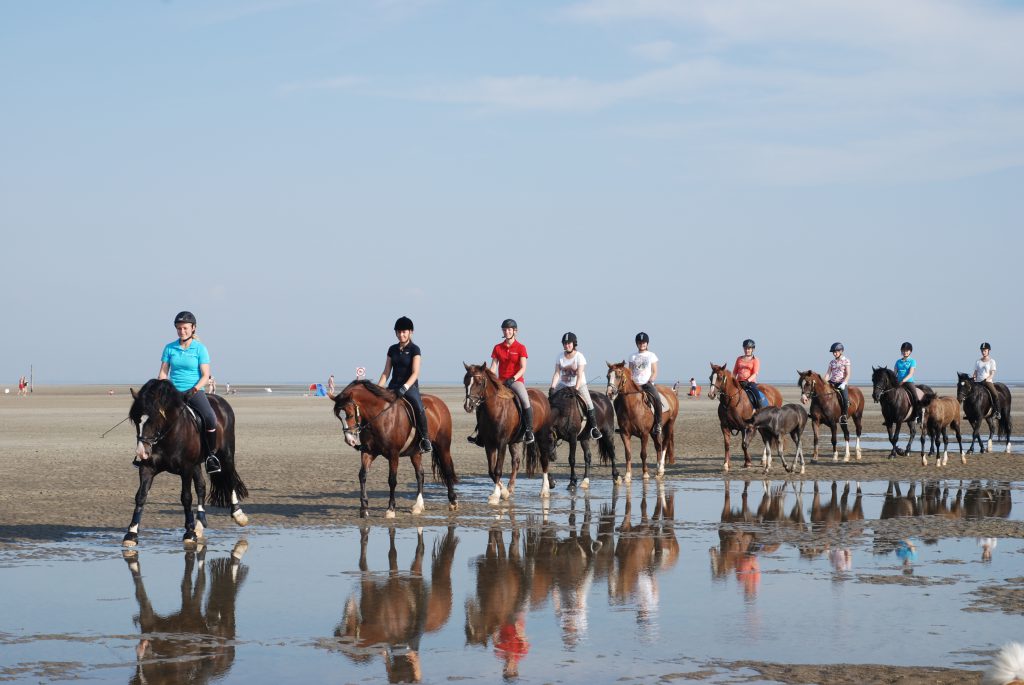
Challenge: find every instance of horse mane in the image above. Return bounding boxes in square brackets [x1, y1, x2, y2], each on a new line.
[339, 379, 397, 401]
[130, 378, 184, 420]
[609, 360, 641, 391]
[872, 366, 897, 385]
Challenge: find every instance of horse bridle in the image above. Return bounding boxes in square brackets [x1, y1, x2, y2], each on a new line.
[606, 367, 642, 398]
[464, 373, 488, 411]
[708, 370, 738, 408]
[338, 393, 400, 441]
[135, 404, 186, 448]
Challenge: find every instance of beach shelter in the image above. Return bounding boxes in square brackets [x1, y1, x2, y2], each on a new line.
[309, 383, 327, 397]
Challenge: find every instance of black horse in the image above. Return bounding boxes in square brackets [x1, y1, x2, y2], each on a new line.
[870, 367, 932, 459]
[545, 387, 618, 489]
[956, 372, 1013, 454]
[125, 379, 249, 547]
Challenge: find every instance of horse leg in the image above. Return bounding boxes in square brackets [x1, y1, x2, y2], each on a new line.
[840, 421, 851, 462]
[358, 452, 372, 518]
[721, 426, 732, 472]
[192, 469, 208, 539]
[123, 469, 156, 547]
[795, 429, 806, 475]
[830, 423, 839, 462]
[180, 473, 198, 547]
[890, 420, 903, 458]
[853, 415, 863, 460]
[504, 444, 516, 500]
[385, 456, 399, 519]
[639, 433, 651, 480]
[985, 416, 996, 453]
[954, 421, 966, 464]
[966, 420, 979, 454]
[810, 420, 821, 462]
[567, 437, 578, 491]
[941, 427, 950, 467]
[621, 432, 634, 483]
[580, 438, 592, 490]
[411, 452, 426, 515]
[656, 432, 667, 480]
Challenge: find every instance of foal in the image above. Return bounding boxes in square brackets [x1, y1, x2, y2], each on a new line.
[920, 391, 965, 467]
[744, 404, 809, 474]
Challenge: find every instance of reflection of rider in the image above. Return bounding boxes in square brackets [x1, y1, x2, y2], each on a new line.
[493, 611, 529, 679]
[895, 341, 922, 422]
[629, 332, 662, 436]
[153, 311, 221, 474]
[549, 332, 601, 439]
[974, 342, 1001, 420]
[825, 342, 851, 422]
[733, 338, 762, 410]
[377, 316, 432, 453]
[490, 319, 534, 444]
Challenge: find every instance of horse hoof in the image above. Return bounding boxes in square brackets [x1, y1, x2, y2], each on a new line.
[487, 495, 500, 505]
[800, 465, 806, 475]
[232, 511, 249, 527]
[722, 463, 730, 472]
[449, 502, 459, 512]
[961, 455, 968, 465]
[411, 505, 424, 515]
[122, 532, 138, 548]
[567, 481, 577, 492]
[385, 510, 396, 519]
[194, 521, 205, 539]
[642, 472, 650, 480]
[231, 540, 249, 561]
[580, 478, 590, 490]
[359, 509, 369, 519]
[183, 531, 198, 547]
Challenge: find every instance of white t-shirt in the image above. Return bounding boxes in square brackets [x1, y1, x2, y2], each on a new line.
[556, 351, 587, 387]
[629, 350, 659, 385]
[974, 358, 997, 382]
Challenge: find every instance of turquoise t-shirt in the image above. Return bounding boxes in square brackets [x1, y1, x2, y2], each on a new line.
[894, 357, 916, 383]
[161, 339, 210, 392]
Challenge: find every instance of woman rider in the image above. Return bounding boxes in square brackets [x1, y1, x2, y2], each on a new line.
[628, 332, 662, 435]
[377, 316, 432, 453]
[490, 319, 534, 444]
[825, 342, 851, 422]
[549, 332, 602, 440]
[733, 339, 762, 410]
[895, 341, 922, 422]
[148, 311, 220, 473]
[973, 342, 1001, 419]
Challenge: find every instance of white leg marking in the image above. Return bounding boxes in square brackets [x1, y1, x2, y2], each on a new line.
[411, 493, 425, 515]
[488, 482, 501, 505]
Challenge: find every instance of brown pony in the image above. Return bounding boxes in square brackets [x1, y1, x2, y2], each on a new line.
[331, 380, 458, 518]
[797, 370, 865, 462]
[707, 363, 783, 471]
[920, 391, 965, 467]
[605, 361, 679, 482]
[462, 363, 552, 504]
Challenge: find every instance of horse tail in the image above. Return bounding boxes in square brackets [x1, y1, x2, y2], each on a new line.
[430, 447, 460, 486]
[597, 431, 616, 466]
[208, 464, 248, 507]
[919, 387, 937, 407]
[525, 440, 540, 477]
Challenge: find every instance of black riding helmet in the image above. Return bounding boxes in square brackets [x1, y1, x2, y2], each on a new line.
[561, 332, 577, 346]
[901, 341, 913, 353]
[742, 338, 756, 349]
[830, 342, 844, 352]
[635, 332, 649, 344]
[394, 316, 414, 331]
[174, 311, 197, 326]
[980, 342, 991, 351]
[501, 318, 518, 330]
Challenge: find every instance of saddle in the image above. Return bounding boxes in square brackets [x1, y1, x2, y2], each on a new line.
[641, 388, 670, 413]
[742, 386, 767, 409]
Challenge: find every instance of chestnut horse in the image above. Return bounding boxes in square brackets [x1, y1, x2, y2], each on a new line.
[956, 372, 1013, 454]
[332, 380, 458, 518]
[797, 370, 865, 462]
[707, 363, 783, 471]
[605, 362, 679, 482]
[545, 387, 618, 490]
[870, 367, 932, 459]
[462, 363, 552, 504]
[920, 390, 965, 467]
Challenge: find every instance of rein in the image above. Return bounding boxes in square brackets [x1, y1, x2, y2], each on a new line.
[136, 403, 188, 447]
[341, 393, 401, 439]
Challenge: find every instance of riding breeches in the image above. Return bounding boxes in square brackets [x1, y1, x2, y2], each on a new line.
[740, 381, 761, 408]
[555, 382, 594, 410]
[641, 382, 661, 412]
[829, 381, 849, 414]
[984, 380, 1001, 412]
[508, 380, 531, 408]
[187, 390, 218, 431]
[392, 384, 430, 434]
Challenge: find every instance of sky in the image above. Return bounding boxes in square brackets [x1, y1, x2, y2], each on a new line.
[2, 0, 1022, 387]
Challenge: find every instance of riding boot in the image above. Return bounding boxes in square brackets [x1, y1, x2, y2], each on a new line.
[838, 386, 849, 423]
[414, 406, 433, 452]
[467, 423, 479, 445]
[987, 385, 1002, 420]
[586, 408, 602, 440]
[905, 385, 922, 424]
[645, 384, 662, 436]
[202, 430, 222, 474]
[523, 407, 535, 444]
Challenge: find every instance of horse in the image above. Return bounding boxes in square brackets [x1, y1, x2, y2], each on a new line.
[920, 390, 965, 467]
[707, 363, 783, 471]
[125, 379, 249, 548]
[870, 367, 933, 459]
[605, 361, 679, 482]
[462, 363, 552, 504]
[331, 380, 458, 518]
[545, 387, 618, 490]
[956, 372, 1013, 454]
[743, 403, 808, 474]
[797, 370, 865, 462]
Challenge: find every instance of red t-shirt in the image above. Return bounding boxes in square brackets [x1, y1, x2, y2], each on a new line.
[492, 340, 528, 382]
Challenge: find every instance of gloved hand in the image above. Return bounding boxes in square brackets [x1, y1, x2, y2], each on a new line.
[396, 386, 408, 398]
[548, 387, 556, 398]
[185, 387, 198, 400]
[504, 378, 515, 388]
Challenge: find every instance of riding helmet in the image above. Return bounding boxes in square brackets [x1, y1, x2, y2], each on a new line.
[174, 311, 197, 326]
[980, 342, 991, 351]
[561, 331, 577, 346]
[501, 318, 518, 330]
[635, 332, 650, 344]
[394, 316, 414, 331]
[901, 341, 913, 352]
[830, 342, 844, 353]
[742, 338, 756, 349]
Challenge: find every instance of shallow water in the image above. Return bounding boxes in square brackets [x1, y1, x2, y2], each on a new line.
[2, 479, 1022, 684]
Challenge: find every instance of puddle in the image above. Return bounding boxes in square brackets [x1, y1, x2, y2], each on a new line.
[854, 431, 1023, 452]
[1, 479, 1022, 683]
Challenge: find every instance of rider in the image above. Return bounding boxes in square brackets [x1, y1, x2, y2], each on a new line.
[490, 319, 534, 444]
[629, 332, 662, 436]
[733, 339, 762, 410]
[895, 341, 922, 422]
[377, 316, 432, 453]
[825, 342, 852, 423]
[154, 311, 220, 474]
[973, 342, 1001, 420]
[549, 332, 602, 439]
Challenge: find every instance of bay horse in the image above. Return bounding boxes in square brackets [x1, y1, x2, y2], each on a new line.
[920, 390, 965, 466]
[332, 380, 458, 518]
[797, 370, 865, 462]
[956, 372, 1013, 454]
[707, 363, 783, 471]
[462, 363, 552, 504]
[126, 379, 249, 548]
[870, 367, 932, 459]
[545, 387, 618, 490]
[605, 361, 679, 482]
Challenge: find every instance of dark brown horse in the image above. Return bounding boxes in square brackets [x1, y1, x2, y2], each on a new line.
[462, 363, 552, 504]
[707, 363, 783, 471]
[545, 387, 618, 490]
[797, 370, 865, 462]
[126, 379, 249, 548]
[332, 380, 458, 518]
[605, 361, 679, 482]
[920, 390, 965, 467]
[870, 367, 932, 459]
[956, 372, 1013, 454]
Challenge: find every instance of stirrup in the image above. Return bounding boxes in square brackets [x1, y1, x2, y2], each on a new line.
[132, 457, 142, 469]
[466, 434, 478, 445]
[840, 415, 848, 424]
[419, 437, 433, 452]
[590, 427, 603, 439]
[205, 455, 222, 474]
[523, 429, 535, 444]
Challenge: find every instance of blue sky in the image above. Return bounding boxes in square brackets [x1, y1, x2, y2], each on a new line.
[2, 0, 1021, 386]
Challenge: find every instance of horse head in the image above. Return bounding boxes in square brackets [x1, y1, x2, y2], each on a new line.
[129, 379, 186, 461]
[797, 370, 821, 404]
[870, 366, 896, 403]
[462, 362, 495, 413]
[955, 372, 973, 403]
[707, 363, 731, 401]
[332, 380, 395, 448]
[605, 361, 629, 398]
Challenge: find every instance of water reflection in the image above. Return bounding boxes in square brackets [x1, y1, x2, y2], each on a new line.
[124, 540, 249, 685]
[332, 526, 459, 683]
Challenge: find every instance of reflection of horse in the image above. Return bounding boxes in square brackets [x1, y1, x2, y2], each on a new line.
[709, 481, 788, 599]
[462, 363, 552, 504]
[708, 364, 783, 471]
[605, 362, 679, 481]
[956, 373, 1013, 455]
[332, 380, 458, 518]
[126, 379, 249, 548]
[870, 367, 933, 459]
[545, 387, 618, 489]
[920, 390, 965, 467]
[334, 526, 458, 683]
[124, 540, 249, 685]
[797, 370, 864, 462]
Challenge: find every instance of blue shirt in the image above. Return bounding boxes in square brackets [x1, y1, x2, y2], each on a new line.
[162, 339, 210, 392]
[894, 357, 916, 383]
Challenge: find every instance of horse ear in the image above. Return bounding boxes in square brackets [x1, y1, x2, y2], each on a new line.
[606, 361, 613, 368]
[130, 388, 138, 399]
[463, 362, 470, 371]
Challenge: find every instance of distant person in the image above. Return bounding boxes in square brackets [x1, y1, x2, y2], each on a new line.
[17, 376, 27, 397]
[628, 332, 661, 435]
[894, 341, 922, 422]
[733, 339, 761, 409]
[672, 380, 679, 392]
[974, 342, 1001, 419]
[825, 342, 851, 423]
[152, 311, 221, 474]
[208, 376, 217, 395]
[377, 316, 432, 453]
[327, 374, 335, 396]
[689, 377, 698, 397]
[549, 331, 601, 439]
[225, 382, 232, 394]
